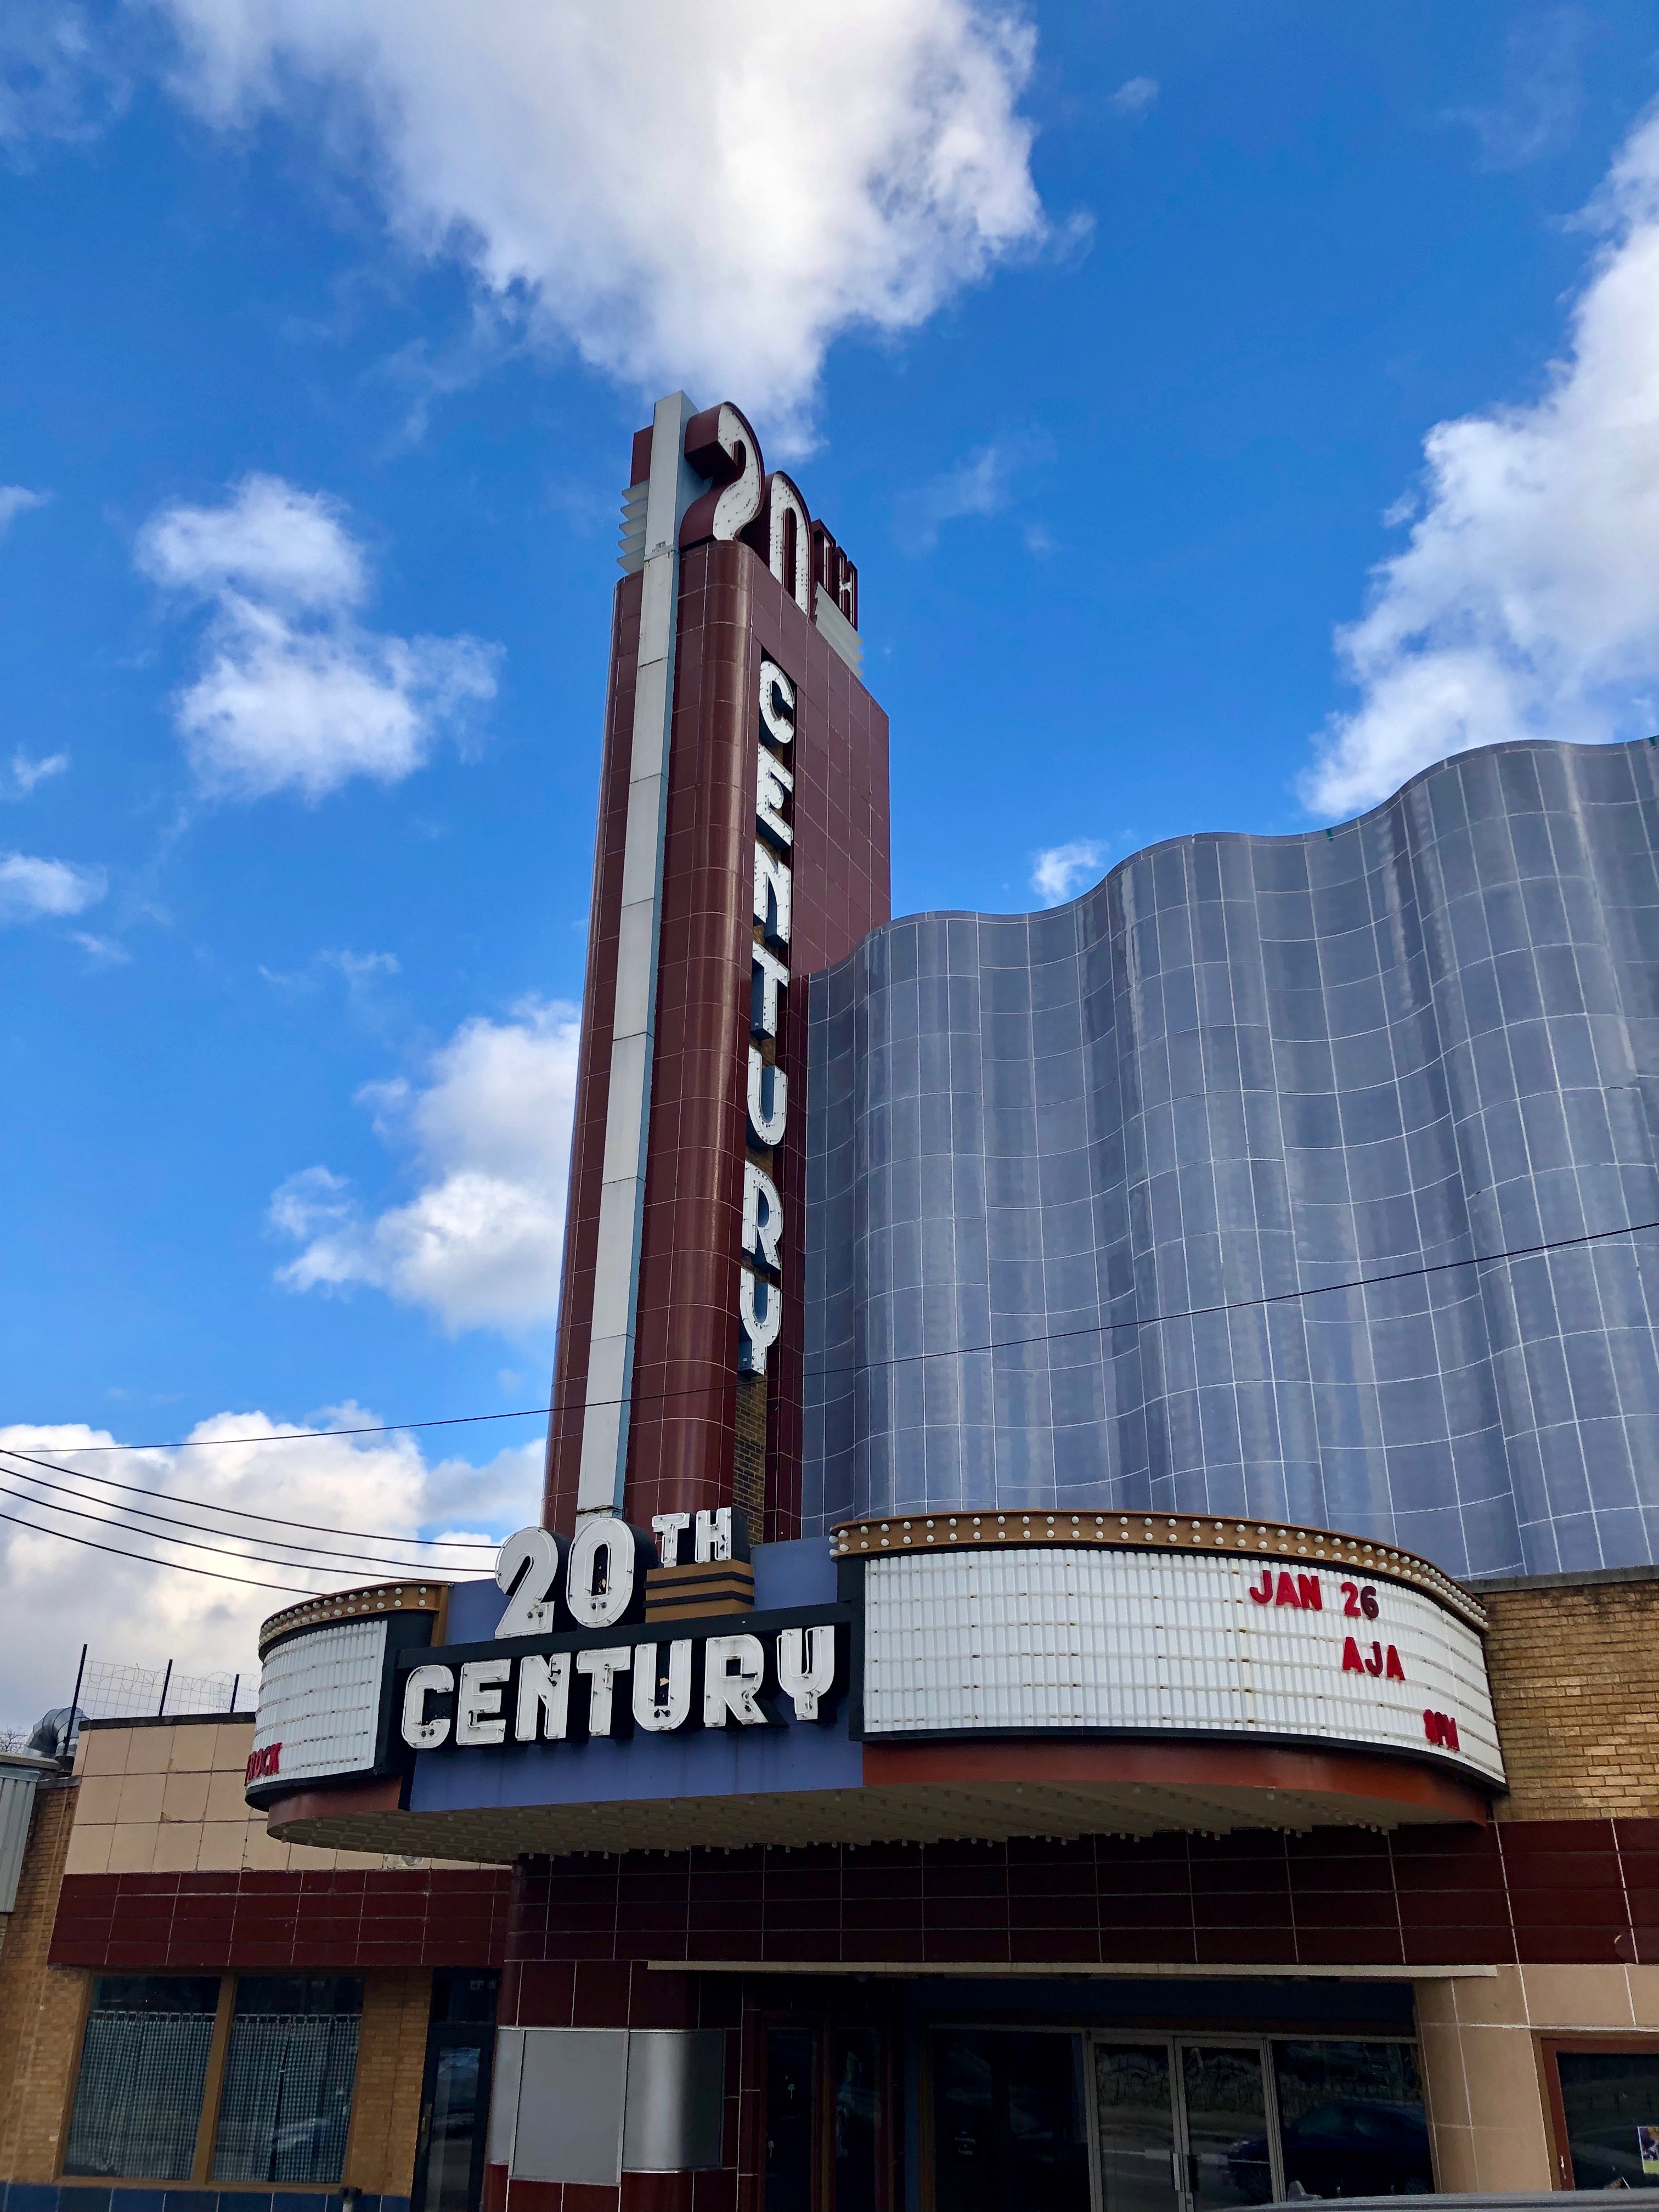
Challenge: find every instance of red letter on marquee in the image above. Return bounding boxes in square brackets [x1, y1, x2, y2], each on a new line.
[1342, 1636, 1365, 1673]
[1249, 1570, 1273, 1605]
[1275, 1571, 1301, 1608]
[1296, 1575, 1322, 1610]
[1385, 1645, 1404, 1680]
[244, 1742, 283, 1784]
[1364, 1641, 1384, 1676]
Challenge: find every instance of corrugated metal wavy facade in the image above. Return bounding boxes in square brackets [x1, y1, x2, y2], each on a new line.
[805, 736, 1659, 1578]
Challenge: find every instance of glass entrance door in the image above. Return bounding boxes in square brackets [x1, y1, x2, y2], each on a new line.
[1094, 2042, 1179, 2212]
[1091, 2039, 1276, 2212]
[412, 1971, 498, 2212]
[767, 2022, 894, 2212]
[1179, 2044, 1271, 2212]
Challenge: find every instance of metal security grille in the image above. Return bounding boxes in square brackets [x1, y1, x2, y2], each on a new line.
[63, 1995, 218, 2177]
[212, 2008, 362, 2182]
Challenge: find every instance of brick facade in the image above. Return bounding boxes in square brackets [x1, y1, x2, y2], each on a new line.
[0, 1722, 507, 2203]
[345, 1968, 436, 2200]
[1483, 1568, 1659, 1821]
[0, 1784, 82, 2185]
[16, 1570, 1659, 2210]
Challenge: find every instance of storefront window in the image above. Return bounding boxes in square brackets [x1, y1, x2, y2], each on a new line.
[932, 2029, 1091, 2212]
[63, 1975, 221, 2179]
[1555, 2049, 1659, 2189]
[1271, 2041, 1430, 2200]
[211, 1974, 364, 2183]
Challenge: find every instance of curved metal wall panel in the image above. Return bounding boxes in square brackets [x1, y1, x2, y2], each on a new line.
[802, 737, 1659, 1578]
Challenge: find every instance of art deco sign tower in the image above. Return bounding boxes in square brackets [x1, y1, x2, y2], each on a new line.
[541, 394, 889, 1545]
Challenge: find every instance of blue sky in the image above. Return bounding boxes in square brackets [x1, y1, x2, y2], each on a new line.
[5, 0, 1659, 1718]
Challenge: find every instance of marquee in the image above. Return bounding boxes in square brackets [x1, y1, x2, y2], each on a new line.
[244, 1515, 1503, 1829]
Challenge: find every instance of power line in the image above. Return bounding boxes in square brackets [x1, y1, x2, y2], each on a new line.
[0, 1469, 390, 1582]
[51, 1408, 555, 1453]
[23, 1210, 1659, 1452]
[0, 1505, 319, 1596]
[5, 1212, 1654, 1601]
[0, 1454, 470, 1578]
[0, 1448, 500, 1550]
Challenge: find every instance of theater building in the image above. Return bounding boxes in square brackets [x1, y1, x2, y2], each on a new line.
[7, 395, 1659, 2212]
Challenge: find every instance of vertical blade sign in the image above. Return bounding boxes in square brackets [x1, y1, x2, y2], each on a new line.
[741, 654, 795, 1379]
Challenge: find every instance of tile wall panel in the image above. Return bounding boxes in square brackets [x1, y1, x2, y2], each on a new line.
[47, 1867, 511, 1971]
[494, 1816, 1659, 1979]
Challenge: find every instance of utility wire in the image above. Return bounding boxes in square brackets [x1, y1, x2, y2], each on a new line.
[0, 1448, 500, 1550]
[0, 1505, 320, 1596]
[54, 1408, 556, 1453]
[0, 1453, 469, 1577]
[0, 1469, 399, 1582]
[26, 1209, 1659, 1453]
[7, 1213, 1655, 1601]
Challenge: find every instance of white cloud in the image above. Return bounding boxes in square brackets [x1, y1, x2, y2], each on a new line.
[5, 749, 69, 798]
[322, 947, 399, 983]
[1446, 9, 1583, 171]
[138, 475, 500, 802]
[896, 433, 1050, 552]
[259, 945, 401, 996]
[1109, 76, 1158, 118]
[0, 486, 47, 534]
[150, 0, 1046, 439]
[0, 1414, 538, 1728]
[0, 4, 129, 148]
[272, 997, 580, 1333]
[1302, 101, 1659, 819]
[71, 932, 132, 964]
[0, 851, 106, 922]
[1031, 837, 1104, 905]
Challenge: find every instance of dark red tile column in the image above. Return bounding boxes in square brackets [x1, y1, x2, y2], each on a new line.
[543, 520, 888, 1537]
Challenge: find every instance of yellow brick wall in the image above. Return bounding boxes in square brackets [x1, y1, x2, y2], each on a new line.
[0, 1782, 88, 2182]
[1483, 1575, 1659, 1821]
[345, 1968, 433, 2197]
[733, 1372, 766, 1529]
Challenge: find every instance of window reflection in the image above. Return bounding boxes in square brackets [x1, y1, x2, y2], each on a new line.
[1556, 2049, 1659, 2190]
[1271, 2040, 1430, 2200]
[766, 2027, 818, 2212]
[933, 2029, 1090, 2212]
[832, 2026, 882, 2212]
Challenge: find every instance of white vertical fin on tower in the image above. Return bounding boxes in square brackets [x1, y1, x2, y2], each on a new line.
[578, 391, 700, 1515]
